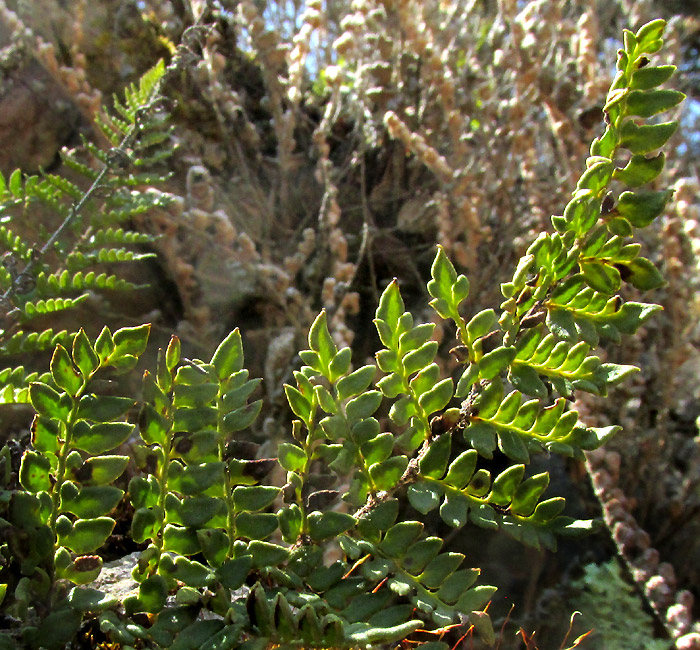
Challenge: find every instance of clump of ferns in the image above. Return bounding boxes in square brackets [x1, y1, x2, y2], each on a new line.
[0, 60, 174, 404]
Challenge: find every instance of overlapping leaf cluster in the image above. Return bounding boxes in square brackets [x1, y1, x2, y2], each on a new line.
[273, 18, 682, 645]
[277, 309, 495, 645]
[0, 61, 173, 403]
[0, 19, 683, 650]
[125, 329, 269, 619]
[0, 324, 150, 648]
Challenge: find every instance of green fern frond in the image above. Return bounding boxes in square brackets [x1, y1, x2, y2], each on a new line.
[0, 225, 33, 261]
[21, 296, 90, 320]
[66, 248, 156, 272]
[0, 329, 73, 356]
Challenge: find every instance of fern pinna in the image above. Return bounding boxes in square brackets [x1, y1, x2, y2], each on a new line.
[0, 61, 172, 404]
[0, 19, 684, 650]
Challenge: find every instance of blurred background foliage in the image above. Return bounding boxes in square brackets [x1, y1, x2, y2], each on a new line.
[0, 0, 698, 646]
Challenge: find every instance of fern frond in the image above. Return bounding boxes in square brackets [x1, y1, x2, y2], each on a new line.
[35, 270, 140, 295]
[0, 225, 33, 261]
[90, 228, 156, 246]
[43, 174, 84, 202]
[21, 296, 90, 320]
[1, 329, 73, 355]
[60, 150, 100, 181]
[66, 248, 156, 272]
[0, 366, 51, 404]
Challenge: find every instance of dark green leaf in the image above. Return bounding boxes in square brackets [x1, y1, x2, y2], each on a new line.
[443, 450, 478, 489]
[139, 403, 168, 446]
[609, 301, 661, 334]
[613, 153, 665, 187]
[399, 324, 436, 356]
[531, 497, 566, 523]
[162, 524, 200, 554]
[285, 384, 313, 424]
[635, 18, 666, 48]
[173, 406, 218, 432]
[418, 378, 453, 416]
[345, 390, 382, 421]
[478, 347, 516, 380]
[308, 511, 355, 541]
[369, 455, 408, 490]
[488, 464, 525, 506]
[407, 482, 441, 514]
[222, 400, 262, 432]
[464, 421, 497, 458]
[403, 341, 438, 376]
[233, 485, 280, 511]
[173, 382, 219, 408]
[29, 382, 70, 422]
[376, 280, 404, 334]
[60, 484, 124, 518]
[19, 450, 51, 493]
[337, 365, 376, 401]
[50, 345, 82, 396]
[357, 498, 399, 537]
[166, 335, 181, 371]
[580, 260, 621, 294]
[249, 540, 289, 568]
[389, 396, 416, 426]
[472, 380, 504, 419]
[379, 521, 424, 557]
[420, 552, 464, 589]
[469, 503, 498, 530]
[626, 89, 684, 118]
[360, 433, 393, 467]
[169, 495, 225, 528]
[71, 455, 128, 486]
[77, 395, 134, 421]
[439, 493, 469, 528]
[72, 421, 134, 454]
[466, 469, 491, 496]
[497, 429, 530, 463]
[167, 462, 225, 496]
[466, 309, 496, 344]
[217, 555, 253, 589]
[277, 442, 306, 472]
[138, 575, 168, 613]
[576, 159, 613, 193]
[197, 528, 229, 567]
[67, 586, 118, 612]
[456, 585, 497, 613]
[8, 168, 21, 196]
[419, 431, 451, 479]
[57, 516, 115, 554]
[236, 511, 279, 539]
[31, 415, 60, 453]
[329, 346, 352, 381]
[428, 246, 458, 302]
[510, 473, 549, 517]
[619, 120, 678, 155]
[131, 507, 159, 543]
[509, 365, 547, 399]
[617, 189, 672, 228]
[630, 65, 676, 90]
[620, 256, 665, 291]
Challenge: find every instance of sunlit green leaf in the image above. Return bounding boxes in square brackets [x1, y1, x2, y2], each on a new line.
[19, 450, 51, 493]
[211, 328, 244, 380]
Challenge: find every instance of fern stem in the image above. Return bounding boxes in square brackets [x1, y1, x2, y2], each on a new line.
[218, 392, 238, 558]
[48, 379, 88, 545]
